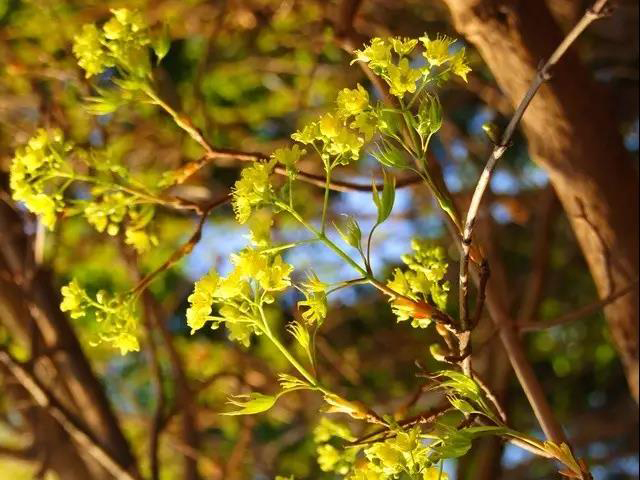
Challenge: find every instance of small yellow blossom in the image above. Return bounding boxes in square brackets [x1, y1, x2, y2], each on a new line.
[336, 84, 370, 118]
[420, 34, 455, 66]
[387, 58, 422, 97]
[231, 160, 275, 223]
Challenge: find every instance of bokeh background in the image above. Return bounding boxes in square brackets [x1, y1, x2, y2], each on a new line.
[0, 0, 638, 479]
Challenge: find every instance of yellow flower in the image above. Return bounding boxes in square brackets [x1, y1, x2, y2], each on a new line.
[291, 122, 320, 144]
[390, 37, 418, 56]
[319, 113, 340, 138]
[256, 254, 293, 292]
[246, 209, 273, 247]
[231, 160, 275, 223]
[336, 84, 369, 118]
[73, 24, 111, 78]
[298, 291, 327, 325]
[420, 34, 455, 66]
[353, 38, 392, 69]
[271, 145, 306, 169]
[451, 47, 471, 82]
[113, 332, 140, 355]
[351, 111, 377, 141]
[387, 58, 422, 97]
[185, 270, 220, 333]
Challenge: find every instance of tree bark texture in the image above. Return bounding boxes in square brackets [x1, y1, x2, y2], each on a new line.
[0, 198, 139, 478]
[442, 0, 640, 401]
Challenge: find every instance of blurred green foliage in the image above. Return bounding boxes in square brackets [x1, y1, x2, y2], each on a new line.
[0, 1, 636, 479]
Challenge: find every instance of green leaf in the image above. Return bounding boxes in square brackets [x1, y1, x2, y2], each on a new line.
[428, 94, 443, 133]
[416, 94, 442, 139]
[371, 140, 408, 168]
[222, 392, 277, 416]
[334, 214, 362, 250]
[448, 396, 477, 416]
[372, 170, 396, 224]
[83, 96, 121, 115]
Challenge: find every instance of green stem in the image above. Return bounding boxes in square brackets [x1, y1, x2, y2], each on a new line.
[55, 173, 167, 207]
[275, 201, 368, 277]
[258, 306, 318, 387]
[320, 163, 331, 234]
[258, 239, 317, 255]
[274, 202, 422, 307]
[407, 78, 429, 110]
[401, 109, 421, 156]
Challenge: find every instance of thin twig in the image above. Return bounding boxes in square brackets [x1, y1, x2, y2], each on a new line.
[347, 402, 451, 446]
[147, 84, 422, 194]
[0, 348, 141, 480]
[519, 282, 637, 333]
[142, 298, 166, 480]
[458, 0, 612, 333]
[131, 195, 228, 295]
[472, 369, 507, 423]
[173, 149, 422, 193]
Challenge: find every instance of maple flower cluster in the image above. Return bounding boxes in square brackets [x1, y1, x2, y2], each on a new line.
[9, 129, 72, 229]
[73, 8, 152, 79]
[291, 83, 373, 166]
[231, 159, 276, 223]
[353, 35, 471, 99]
[314, 416, 450, 479]
[185, 248, 294, 346]
[387, 239, 450, 328]
[60, 279, 140, 354]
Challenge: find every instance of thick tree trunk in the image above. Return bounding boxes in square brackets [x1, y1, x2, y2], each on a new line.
[442, 0, 640, 401]
[0, 199, 139, 478]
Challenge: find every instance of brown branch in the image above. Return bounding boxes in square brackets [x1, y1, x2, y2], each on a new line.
[458, 0, 612, 336]
[224, 417, 255, 480]
[131, 195, 228, 295]
[0, 444, 36, 461]
[141, 300, 166, 480]
[146, 293, 201, 480]
[0, 348, 141, 480]
[519, 282, 638, 333]
[172, 149, 422, 193]
[347, 402, 451, 446]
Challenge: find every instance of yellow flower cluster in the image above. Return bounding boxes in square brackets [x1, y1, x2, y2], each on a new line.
[185, 248, 294, 346]
[60, 280, 139, 354]
[353, 35, 471, 99]
[231, 160, 276, 223]
[291, 83, 374, 165]
[9, 129, 72, 229]
[420, 34, 471, 81]
[386, 239, 450, 328]
[297, 272, 328, 325]
[73, 9, 152, 79]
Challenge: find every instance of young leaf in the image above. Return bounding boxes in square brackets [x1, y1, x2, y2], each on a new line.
[334, 214, 362, 250]
[372, 170, 396, 224]
[371, 140, 408, 168]
[278, 373, 312, 391]
[287, 321, 311, 354]
[222, 392, 277, 416]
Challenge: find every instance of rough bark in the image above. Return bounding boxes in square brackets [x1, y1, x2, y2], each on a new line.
[0, 198, 139, 478]
[442, 0, 640, 400]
